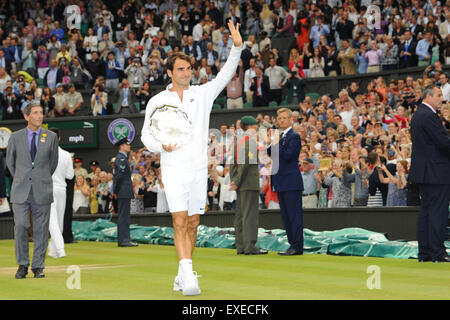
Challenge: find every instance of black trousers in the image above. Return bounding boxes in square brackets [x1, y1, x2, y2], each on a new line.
[117, 198, 131, 244]
[269, 89, 282, 105]
[63, 178, 75, 243]
[417, 184, 450, 260]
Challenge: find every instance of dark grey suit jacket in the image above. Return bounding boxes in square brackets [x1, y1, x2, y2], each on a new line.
[114, 88, 138, 114]
[6, 128, 59, 204]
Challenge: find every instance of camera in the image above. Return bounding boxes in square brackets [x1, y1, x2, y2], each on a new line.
[151, 160, 160, 168]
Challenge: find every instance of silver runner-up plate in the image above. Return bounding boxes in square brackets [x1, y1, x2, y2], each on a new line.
[148, 104, 194, 146]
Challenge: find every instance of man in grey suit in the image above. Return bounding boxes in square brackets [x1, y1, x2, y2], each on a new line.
[6, 103, 59, 279]
[114, 79, 139, 114]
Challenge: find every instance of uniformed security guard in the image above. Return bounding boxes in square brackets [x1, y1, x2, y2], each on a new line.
[112, 138, 138, 247]
[230, 116, 267, 255]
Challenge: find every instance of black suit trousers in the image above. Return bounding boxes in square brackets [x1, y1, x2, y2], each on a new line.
[417, 183, 450, 260]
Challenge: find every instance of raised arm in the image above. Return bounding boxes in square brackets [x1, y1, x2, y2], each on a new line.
[202, 21, 243, 107]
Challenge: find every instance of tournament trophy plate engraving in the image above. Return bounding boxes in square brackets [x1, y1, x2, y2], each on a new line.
[148, 105, 194, 146]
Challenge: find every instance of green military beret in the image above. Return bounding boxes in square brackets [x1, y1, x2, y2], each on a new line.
[240, 115, 258, 125]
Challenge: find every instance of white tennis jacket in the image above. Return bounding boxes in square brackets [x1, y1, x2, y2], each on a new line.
[141, 44, 243, 171]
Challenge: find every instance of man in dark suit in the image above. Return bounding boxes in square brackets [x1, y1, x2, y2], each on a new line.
[399, 30, 417, 69]
[85, 51, 105, 84]
[0, 152, 6, 206]
[267, 108, 304, 255]
[409, 85, 450, 263]
[0, 49, 12, 74]
[240, 41, 254, 72]
[112, 138, 138, 247]
[410, 17, 424, 41]
[6, 103, 59, 278]
[225, 8, 241, 26]
[230, 116, 267, 255]
[250, 66, 270, 107]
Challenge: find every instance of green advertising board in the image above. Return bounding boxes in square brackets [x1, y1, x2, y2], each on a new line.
[42, 120, 98, 149]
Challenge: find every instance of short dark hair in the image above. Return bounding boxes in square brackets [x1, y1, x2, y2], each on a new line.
[23, 103, 43, 116]
[166, 51, 192, 71]
[367, 151, 378, 165]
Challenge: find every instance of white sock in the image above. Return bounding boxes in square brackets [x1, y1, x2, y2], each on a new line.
[179, 259, 193, 276]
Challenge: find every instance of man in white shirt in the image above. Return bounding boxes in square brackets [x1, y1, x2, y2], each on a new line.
[339, 100, 355, 130]
[244, 58, 257, 103]
[192, 20, 205, 44]
[264, 58, 289, 105]
[439, 12, 450, 40]
[48, 128, 74, 258]
[141, 21, 242, 296]
[439, 72, 450, 102]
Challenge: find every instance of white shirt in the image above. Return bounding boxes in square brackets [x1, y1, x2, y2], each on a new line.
[141, 44, 243, 171]
[441, 82, 450, 102]
[340, 109, 355, 130]
[150, 182, 169, 213]
[52, 147, 75, 189]
[281, 126, 292, 138]
[192, 23, 204, 42]
[244, 68, 256, 92]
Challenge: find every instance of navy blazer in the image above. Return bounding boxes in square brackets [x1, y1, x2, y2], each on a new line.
[113, 151, 134, 199]
[268, 127, 304, 192]
[409, 103, 450, 184]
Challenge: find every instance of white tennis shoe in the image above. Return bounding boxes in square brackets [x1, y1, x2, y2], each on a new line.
[180, 271, 201, 296]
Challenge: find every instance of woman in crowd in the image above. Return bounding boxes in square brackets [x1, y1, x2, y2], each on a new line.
[150, 172, 169, 213]
[73, 175, 90, 214]
[320, 159, 355, 208]
[288, 48, 305, 78]
[40, 86, 55, 117]
[309, 47, 325, 78]
[83, 27, 98, 61]
[378, 161, 408, 206]
[91, 84, 107, 116]
[89, 175, 100, 214]
[131, 174, 145, 214]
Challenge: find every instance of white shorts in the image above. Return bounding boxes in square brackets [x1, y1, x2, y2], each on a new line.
[161, 167, 208, 216]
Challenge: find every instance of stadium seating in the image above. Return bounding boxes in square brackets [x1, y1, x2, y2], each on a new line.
[243, 101, 253, 108]
[305, 92, 320, 103]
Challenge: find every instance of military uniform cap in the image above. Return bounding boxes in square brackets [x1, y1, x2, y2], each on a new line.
[240, 115, 258, 125]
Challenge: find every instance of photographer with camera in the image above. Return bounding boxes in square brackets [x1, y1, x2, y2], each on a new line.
[125, 57, 146, 90]
[138, 168, 158, 212]
[1, 85, 20, 120]
[90, 84, 107, 116]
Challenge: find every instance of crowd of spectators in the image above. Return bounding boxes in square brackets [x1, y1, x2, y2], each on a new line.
[206, 76, 450, 210]
[1, 0, 450, 211]
[3, 0, 450, 118]
[71, 150, 168, 214]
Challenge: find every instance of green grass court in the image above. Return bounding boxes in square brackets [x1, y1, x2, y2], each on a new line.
[0, 240, 448, 300]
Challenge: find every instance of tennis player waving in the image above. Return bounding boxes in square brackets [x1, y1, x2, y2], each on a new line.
[141, 21, 243, 296]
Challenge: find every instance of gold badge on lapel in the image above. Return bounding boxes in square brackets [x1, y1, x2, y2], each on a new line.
[248, 152, 254, 159]
[41, 133, 47, 143]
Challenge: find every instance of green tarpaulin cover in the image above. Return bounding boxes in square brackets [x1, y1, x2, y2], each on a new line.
[72, 218, 450, 260]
